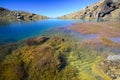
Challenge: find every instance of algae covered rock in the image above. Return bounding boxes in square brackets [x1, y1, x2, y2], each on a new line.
[23, 36, 49, 46]
[0, 36, 80, 80]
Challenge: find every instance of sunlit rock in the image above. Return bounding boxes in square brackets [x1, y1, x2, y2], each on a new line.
[107, 55, 120, 61]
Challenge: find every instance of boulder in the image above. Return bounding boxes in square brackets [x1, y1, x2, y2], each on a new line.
[101, 0, 115, 13]
[86, 9, 90, 12]
[107, 55, 120, 61]
[28, 13, 35, 20]
[16, 13, 20, 16]
[89, 12, 93, 17]
[98, 12, 105, 17]
[93, 5, 98, 10]
[80, 15, 85, 19]
[17, 15, 24, 20]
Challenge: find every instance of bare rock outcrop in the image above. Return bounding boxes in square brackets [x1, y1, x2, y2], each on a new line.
[58, 0, 120, 21]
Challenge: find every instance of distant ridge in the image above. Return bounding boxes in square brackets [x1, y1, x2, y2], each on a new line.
[0, 7, 48, 24]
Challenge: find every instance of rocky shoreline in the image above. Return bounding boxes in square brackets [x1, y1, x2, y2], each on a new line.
[0, 7, 48, 25]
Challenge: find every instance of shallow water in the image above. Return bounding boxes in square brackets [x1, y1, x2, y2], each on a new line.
[109, 37, 120, 44]
[0, 19, 91, 44]
[1, 19, 120, 46]
[47, 27, 98, 41]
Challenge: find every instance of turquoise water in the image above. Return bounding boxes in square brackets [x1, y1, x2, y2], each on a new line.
[0, 19, 88, 44]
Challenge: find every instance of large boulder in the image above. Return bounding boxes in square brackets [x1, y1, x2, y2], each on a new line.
[100, 0, 115, 14]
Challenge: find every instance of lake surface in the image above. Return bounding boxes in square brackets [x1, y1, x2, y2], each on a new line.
[0, 19, 91, 44]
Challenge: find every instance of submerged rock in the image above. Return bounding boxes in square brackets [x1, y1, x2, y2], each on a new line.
[23, 36, 49, 46]
[107, 55, 120, 61]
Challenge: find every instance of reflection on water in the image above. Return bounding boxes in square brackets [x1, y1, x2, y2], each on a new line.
[0, 19, 10, 26]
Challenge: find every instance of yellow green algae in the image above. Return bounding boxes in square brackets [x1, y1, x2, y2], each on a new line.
[0, 28, 119, 80]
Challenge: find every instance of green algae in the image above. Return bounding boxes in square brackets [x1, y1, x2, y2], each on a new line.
[0, 28, 119, 80]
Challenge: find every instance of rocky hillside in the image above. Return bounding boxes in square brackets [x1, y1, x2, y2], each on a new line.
[58, 0, 120, 21]
[0, 7, 48, 24]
